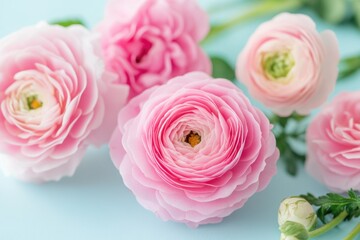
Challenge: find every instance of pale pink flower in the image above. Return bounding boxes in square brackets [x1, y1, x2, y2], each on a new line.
[110, 72, 279, 227]
[306, 92, 360, 192]
[236, 13, 339, 117]
[0, 23, 128, 182]
[96, 0, 211, 98]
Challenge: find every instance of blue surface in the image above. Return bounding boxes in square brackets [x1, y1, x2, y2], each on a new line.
[1, 1, 360, 239]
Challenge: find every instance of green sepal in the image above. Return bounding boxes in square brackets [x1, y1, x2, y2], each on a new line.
[51, 19, 86, 28]
[280, 221, 309, 240]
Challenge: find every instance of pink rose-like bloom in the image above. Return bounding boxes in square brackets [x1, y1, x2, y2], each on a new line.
[110, 72, 279, 227]
[237, 13, 339, 117]
[97, 0, 211, 98]
[0, 23, 128, 182]
[306, 92, 360, 192]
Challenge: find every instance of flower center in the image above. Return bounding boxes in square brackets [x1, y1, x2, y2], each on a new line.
[185, 131, 201, 147]
[262, 51, 295, 81]
[135, 39, 152, 64]
[26, 95, 43, 110]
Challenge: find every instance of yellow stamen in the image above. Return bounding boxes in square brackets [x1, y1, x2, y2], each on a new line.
[185, 131, 201, 148]
[27, 95, 43, 110]
[30, 99, 42, 109]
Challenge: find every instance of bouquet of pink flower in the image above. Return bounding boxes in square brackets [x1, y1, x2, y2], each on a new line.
[1, 0, 360, 239]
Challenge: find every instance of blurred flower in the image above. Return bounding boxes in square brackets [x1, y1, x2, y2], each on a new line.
[306, 92, 360, 192]
[237, 13, 339, 116]
[96, 0, 211, 98]
[110, 72, 279, 227]
[0, 23, 128, 182]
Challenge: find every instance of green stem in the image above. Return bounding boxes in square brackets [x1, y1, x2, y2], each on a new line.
[343, 223, 360, 240]
[308, 211, 348, 238]
[203, 0, 303, 43]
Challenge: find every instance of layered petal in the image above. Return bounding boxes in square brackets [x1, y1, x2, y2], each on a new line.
[0, 23, 128, 182]
[236, 13, 339, 116]
[110, 72, 279, 227]
[306, 92, 360, 192]
[96, 0, 211, 98]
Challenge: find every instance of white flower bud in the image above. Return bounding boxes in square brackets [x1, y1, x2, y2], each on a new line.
[278, 197, 317, 231]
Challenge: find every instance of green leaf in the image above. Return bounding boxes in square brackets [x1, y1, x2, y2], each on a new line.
[210, 56, 236, 80]
[271, 113, 307, 176]
[300, 190, 360, 223]
[306, 0, 347, 24]
[51, 19, 86, 28]
[339, 55, 360, 79]
[352, 0, 360, 27]
[339, 68, 360, 79]
[285, 157, 298, 176]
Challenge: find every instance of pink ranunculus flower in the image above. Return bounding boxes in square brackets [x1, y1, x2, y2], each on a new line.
[96, 0, 211, 98]
[306, 92, 360, 192]
[0, 23, 128, 182]
[236, 13, 339, 117]
[110, 72, 279, 227]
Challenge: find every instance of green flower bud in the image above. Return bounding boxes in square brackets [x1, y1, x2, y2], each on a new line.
[280, 221, 309, 240]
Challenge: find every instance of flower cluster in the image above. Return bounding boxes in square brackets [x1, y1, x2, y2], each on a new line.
[0, 0, 209, 183]
[1, 0, 359, 233]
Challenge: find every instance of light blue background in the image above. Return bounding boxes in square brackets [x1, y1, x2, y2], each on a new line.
[0, 1, 360, 239]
